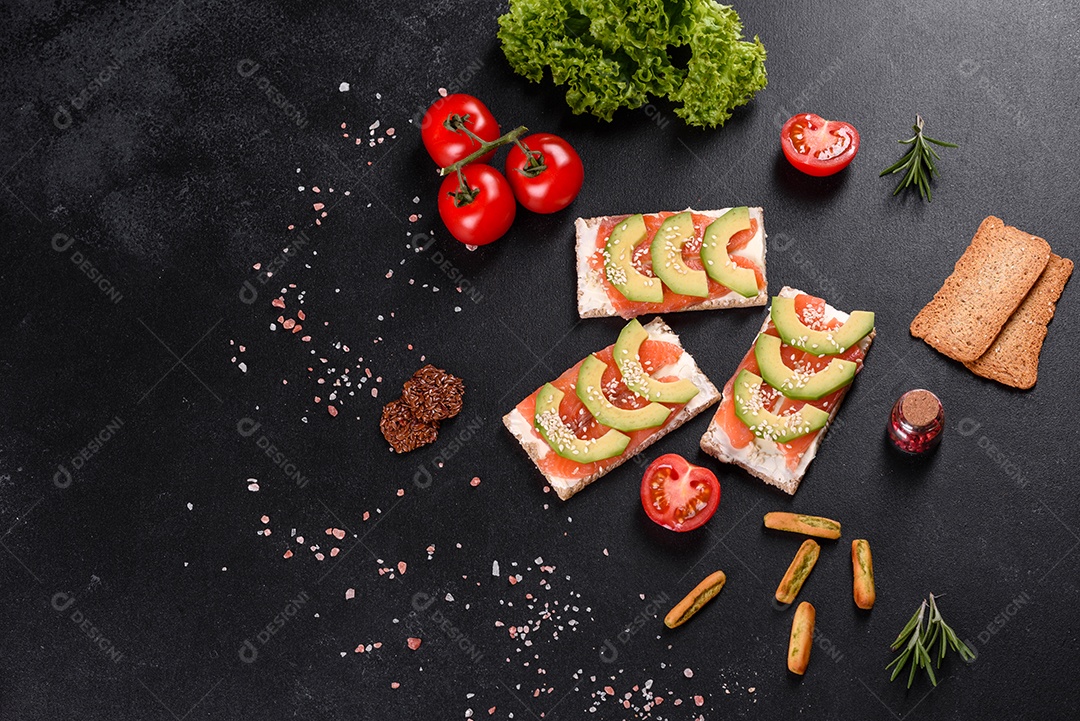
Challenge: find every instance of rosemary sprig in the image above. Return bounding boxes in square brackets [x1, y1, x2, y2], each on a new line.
[886, 593, 974, 687]
[880, 115, 958, 201]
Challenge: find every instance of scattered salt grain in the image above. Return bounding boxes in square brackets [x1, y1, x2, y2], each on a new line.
[339, 82, 350, 92]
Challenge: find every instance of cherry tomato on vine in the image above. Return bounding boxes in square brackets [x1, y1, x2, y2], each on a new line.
[780, 113, 860, 177]
[437, 164, 516, 246]
[640, 454, 720, 532]
[504, 133, 584, 213]
[421, 94, 501, 167]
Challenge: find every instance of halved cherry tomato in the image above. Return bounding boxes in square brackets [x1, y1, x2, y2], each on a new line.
[437, 164, 516, 245]
[504, 133, 584, 214]
[640, 454, 720, 532]
[421, 94, 501, 167]
[780, 113, 860, 177]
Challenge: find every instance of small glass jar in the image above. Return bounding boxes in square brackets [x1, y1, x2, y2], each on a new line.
[888, 389, 944, 454]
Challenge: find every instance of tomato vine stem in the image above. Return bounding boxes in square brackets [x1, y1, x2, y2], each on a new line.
[438, 125, 528, 176]
[511, 139, 547, 177]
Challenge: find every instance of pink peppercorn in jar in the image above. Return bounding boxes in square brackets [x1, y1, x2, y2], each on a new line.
[888, 389, 944, 454]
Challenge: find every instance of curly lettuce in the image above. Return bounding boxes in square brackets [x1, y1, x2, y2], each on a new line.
[498, 0, 767, 128]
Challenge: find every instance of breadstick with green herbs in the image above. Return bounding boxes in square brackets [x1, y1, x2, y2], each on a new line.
[851, 539, 876, 609]
[764, 512, 841, 539]
[775, 539, 820, 604]
[664, 570, 726, 628]
[787, 601, 816, 675]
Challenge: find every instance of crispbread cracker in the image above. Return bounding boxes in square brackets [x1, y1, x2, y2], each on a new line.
[964, 254, 1073, 389]
[575, 208, 768, 319]
[699, 287, 875, 495]
[503, 318, 720, 501]
[911, 216, 1051, 362]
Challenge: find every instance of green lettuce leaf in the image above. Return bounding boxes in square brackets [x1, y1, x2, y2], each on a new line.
[498, 0, 767, 128]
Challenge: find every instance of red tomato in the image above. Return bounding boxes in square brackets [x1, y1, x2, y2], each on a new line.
[504, 133, 584, 213]
[640, 454, 720, 532]
[780, 113, 860, 177]
[421, 94, 501, 167]
[437, 164, 516, 245]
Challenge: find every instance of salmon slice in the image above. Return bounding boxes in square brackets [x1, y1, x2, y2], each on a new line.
[514, 339, 687, 481]
[726, 222, 757, 252]
[589, 212, 764, 318]
[715, 293, 867, 468]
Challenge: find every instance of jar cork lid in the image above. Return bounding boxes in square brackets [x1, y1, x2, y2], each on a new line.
[900, 389, 940, 428]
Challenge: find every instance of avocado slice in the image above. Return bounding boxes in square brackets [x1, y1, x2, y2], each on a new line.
[649, 212, 709, 297]
[533, 383, 630, 462]
[576, 355, 671, 431]
[732, 369, 830, 443]
[754, 334, 856, 401]
[613, 320, 699, 403]
[604, 214, 663, 303]
[770, 296, 875, 357]
[700, 208, 759, 298]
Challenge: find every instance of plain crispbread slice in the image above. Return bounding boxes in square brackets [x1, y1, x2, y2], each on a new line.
[910, 216, 1051, 362]
[964, 254, 1073, 389]
[503, 317, 720, 501]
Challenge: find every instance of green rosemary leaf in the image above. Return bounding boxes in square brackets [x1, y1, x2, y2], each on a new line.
[925, 135, 959, 148]
[924, 654, 938, 687]
[880, 155, 910, 176]
[891, 610, 921, 648]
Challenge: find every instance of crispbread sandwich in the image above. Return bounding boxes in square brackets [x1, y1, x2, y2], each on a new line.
[504, 317, 720, 501]
[576, 207, 768, 320]
[700, 287, 875, 495]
